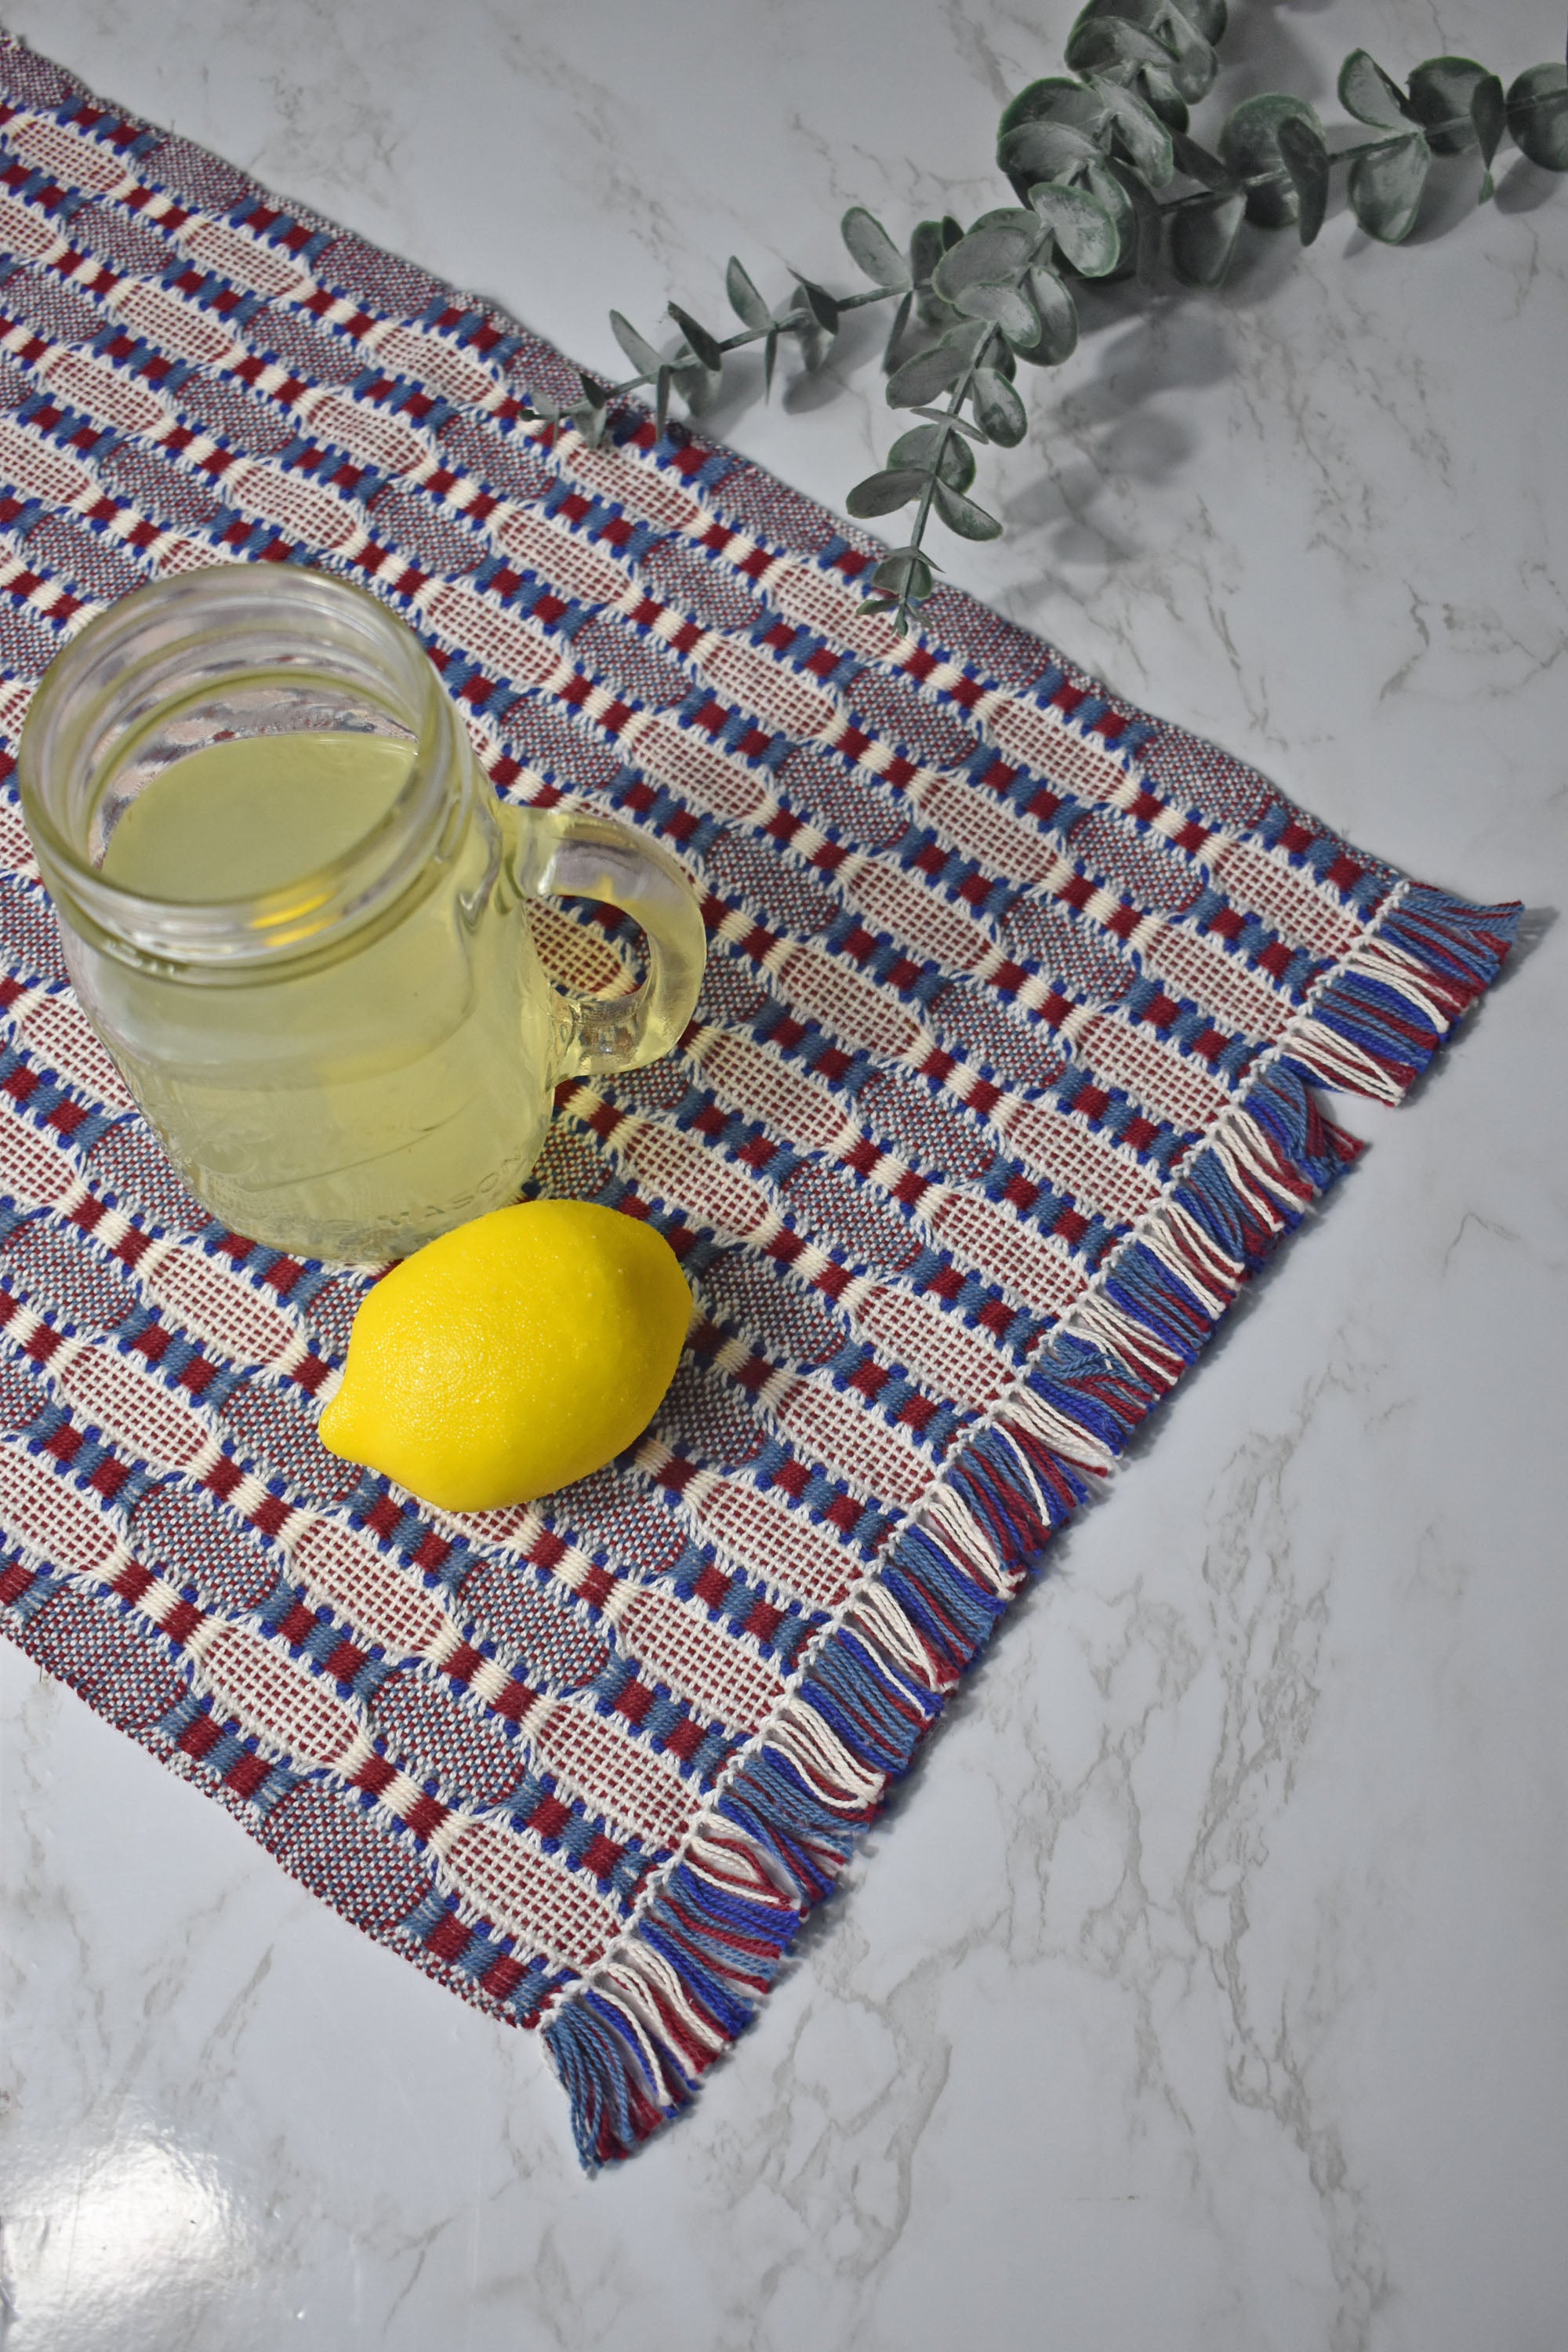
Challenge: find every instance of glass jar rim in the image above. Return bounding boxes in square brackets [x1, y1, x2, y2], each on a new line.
[17, 566, 469, 972]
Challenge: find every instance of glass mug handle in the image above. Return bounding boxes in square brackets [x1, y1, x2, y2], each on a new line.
[507, 807, 707, 1082]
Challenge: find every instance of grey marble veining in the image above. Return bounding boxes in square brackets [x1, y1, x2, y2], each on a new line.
[1, 4, 1565, 2347]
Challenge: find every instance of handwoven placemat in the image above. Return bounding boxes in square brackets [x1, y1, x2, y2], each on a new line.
[0, 32, 1520, 2168]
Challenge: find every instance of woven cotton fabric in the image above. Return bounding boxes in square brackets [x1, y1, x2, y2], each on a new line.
[0, 35, 1520, 2166]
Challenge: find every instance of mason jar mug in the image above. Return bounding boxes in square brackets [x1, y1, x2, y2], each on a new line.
[16, 568, 706, 1262]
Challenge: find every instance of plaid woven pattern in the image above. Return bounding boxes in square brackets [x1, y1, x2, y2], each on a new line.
[0, 35, 1519, 2167]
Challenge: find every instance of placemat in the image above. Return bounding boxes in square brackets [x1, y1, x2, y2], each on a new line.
[0, 32, 1519, 2169]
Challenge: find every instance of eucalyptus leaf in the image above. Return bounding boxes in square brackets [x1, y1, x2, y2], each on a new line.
[858, 594, 899, 618]
[916, 288, 960, 332]
[1348, 129, 1430, 242]
[845, 466, 927, 518]
[842, 205, 913, 288]
[890, 423, 977, 489]
[932, 220, 1041, 300]
[1169, 0, 1226, 41]
[971, 365, 1029, 446]
[1220, 93, 1324, 227]
[1276, 113, 1329, 244]
[1069, 0, 1218, 95]
[1029, 180, 1122, 275]
[883, 290, 915, 373]
[909, 218, 948, 288]
[786, 310, 831, 372]
[912, 223, 958, 327]
[1156, 9, 1221, 103]
[1168, 186, 1245, 285]
[1506, 63, 1568, 172]
[1406, 56, 1497, 154]
[886, 342, 967, 407]
[1085, 71, 1176, 184]
[763, 328, 779, 396]
[610, 309, 663, 379]
[996, 77, 1110, 199]
[725, 257, 771, 330]
[1096, 156, 1163, 282]
[933, 481, 1004, 540]
[910, 405, 989, 439]
[971, 205, 1046, 235]
[668, 303, 725, 373]
[1338, 49, 1410, 129]
[1013, 265, 1080, 365]
[673, 358, 718, 415]
[1171, 130, 1230, 188]
[1084, 158, 1138, 278]
[654, 365, 673, 435]
[1068, 1, 1165, 33]
[1071, 0, 1218, 103]
[1066, 17, 1174, 77]
[870, 546, 935, 605]
[572, 375, 611, 444]
[996, 76, 1109, 143]
[1468, 74, 1506, 192]
[787, 285, 834, 373]
[1135, 63, 1190, 131]
[941, 216, 965, 249]
[795, 278, 841, 334]
[955, 281, 1041, 343]
[998, 118, 1106, 198]
[940, 318, 997, 360]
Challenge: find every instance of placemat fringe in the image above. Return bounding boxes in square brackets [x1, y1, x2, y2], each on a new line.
[541, 877, 1517, 2167]
[1282, 884, 1520, 1104]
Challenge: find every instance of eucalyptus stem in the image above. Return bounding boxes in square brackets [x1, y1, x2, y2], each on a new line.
[547, 8, 1567, 626]
[604, 285, 898, 405]
[893, 346, 993, 633]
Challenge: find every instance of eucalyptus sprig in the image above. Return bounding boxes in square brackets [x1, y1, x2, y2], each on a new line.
[546, 6, 1568, 631]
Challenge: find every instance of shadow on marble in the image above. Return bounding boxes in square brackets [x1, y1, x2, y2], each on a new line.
[1494, 154, 1567, 216]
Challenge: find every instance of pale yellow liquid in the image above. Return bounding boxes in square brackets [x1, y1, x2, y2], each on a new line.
[102, 732, 414, 901]
[86, 733, 554, 1260]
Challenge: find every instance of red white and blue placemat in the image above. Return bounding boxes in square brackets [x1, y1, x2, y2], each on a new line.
[0, 31, 1519, 2168]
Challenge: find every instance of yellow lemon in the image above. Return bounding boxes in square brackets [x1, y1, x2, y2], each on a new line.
[318, 1200, 691, 1511]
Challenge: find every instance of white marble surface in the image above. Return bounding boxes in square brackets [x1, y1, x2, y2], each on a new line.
[1, 2, 1565, 2346]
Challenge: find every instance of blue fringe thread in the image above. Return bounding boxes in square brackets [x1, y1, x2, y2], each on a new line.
[1282, 884, 1521, 1099]
[543, 882, 1520, 2170]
